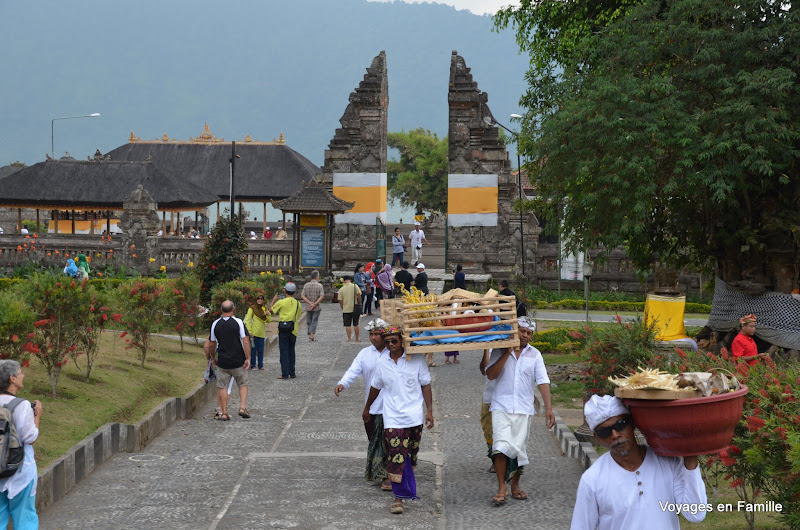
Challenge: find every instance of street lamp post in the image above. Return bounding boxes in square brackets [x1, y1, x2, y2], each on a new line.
[51, 113, 100, 158]
[583, 261, 593, 322]
[483, 114, 526, 278]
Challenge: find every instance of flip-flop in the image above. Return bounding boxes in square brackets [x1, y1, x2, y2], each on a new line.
[511, 490, 528, 501]
[492, 494, 507, 506]
[238, 408, 251, 419]
[215, 414, 230, 421]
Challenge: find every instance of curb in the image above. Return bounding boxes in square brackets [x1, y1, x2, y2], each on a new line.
[550, 409, 599, 470]
[34, 315, 301, 512]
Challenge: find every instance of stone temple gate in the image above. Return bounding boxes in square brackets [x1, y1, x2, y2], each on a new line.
[321, 50, 536, 275]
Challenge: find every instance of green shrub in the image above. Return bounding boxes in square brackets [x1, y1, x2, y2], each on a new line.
[118, 279, 165, 367]
[0, 289, 36, 363]
[197, 216, 247, 303]
[208, 280, 267, 322]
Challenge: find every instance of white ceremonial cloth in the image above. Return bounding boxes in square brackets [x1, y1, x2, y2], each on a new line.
[570, 448, 707, 529]
[488, 344, 550, 415]
[491, 410, 532, 466]
[370, 352, 431, 429]
[337, 345, 389, 415]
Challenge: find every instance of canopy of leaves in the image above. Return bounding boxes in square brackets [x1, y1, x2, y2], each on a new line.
[387, 129, 448, 214]
[497, 0, 800, 290]
[197, 215, 247, 303]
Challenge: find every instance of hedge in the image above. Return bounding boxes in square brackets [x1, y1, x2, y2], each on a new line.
[534, 298, 711, 313]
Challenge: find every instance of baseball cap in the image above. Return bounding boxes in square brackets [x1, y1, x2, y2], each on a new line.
[414, 220, 421, 226]
[284, 282, 297, 293]
[416, 263, 425, 270]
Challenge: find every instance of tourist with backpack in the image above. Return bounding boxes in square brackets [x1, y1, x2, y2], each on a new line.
[0, 359, 42, 529]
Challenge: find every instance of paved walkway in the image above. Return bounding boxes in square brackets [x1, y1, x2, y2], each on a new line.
[40, 305, 583, 529]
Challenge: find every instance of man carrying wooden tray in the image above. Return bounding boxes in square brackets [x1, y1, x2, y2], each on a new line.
[485, 316, 555, 505]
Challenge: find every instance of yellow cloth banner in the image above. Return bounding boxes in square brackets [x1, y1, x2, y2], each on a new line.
[332, 186, 387, 214]
[644, 294, 689, 341]
[447, 187, 498, 215]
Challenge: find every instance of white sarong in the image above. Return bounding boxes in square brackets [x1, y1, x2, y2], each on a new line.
[491, 410, 531, 466]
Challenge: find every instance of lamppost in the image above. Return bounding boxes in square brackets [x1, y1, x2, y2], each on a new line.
[483, 114, 526, 278]
[51, 113, 100, 158]
[583, 260, 593, 322]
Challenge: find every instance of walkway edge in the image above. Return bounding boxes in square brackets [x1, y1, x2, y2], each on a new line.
[35, 326, 289, 513]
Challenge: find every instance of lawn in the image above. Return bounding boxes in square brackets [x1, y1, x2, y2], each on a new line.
[23, 331, 206, 469]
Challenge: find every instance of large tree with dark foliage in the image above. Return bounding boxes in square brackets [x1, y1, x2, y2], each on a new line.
[197, 215, 247, 303]
[496, 0, 800, 294]
[388, 129, 449, 215]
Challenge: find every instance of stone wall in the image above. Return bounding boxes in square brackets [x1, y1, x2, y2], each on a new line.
[447, 51, 540, 276]
[321, 51, 389, 269]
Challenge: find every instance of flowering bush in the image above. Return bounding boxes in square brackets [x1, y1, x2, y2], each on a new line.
[0, 289, 36, 363]
[70, 289, 117, 381]
[162, 273, 202, 351]
[117, 279, 165, 367]
[259, 270, 286, 301]
[208, 280, 267, 322]
[577, 316, 660, 395]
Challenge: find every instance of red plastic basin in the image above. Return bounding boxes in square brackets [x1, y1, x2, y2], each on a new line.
[622, 385, 748, 457]
[445, 314, 493, 333]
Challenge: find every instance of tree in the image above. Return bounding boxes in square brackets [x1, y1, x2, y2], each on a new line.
[387, 129, 448, 215]
[497, 0, 800, 294]
[118, 279, 165, 368]
[196, 215, 248, 303]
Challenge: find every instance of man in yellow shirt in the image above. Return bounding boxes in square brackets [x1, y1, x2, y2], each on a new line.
[270, 283, 302, 379]
[338, 275, 362, 343]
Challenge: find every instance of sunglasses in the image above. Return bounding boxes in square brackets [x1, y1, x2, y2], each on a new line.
[594, 416, 632, 439]
[384, 338, 401, 345]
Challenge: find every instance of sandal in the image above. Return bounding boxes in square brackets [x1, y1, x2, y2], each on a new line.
[445, 360, 452, 364]
[238, 408, 251, 419]
[390, 500, 404, 514]
[428, 363, 438, 368]
[215, 413, 230, 421]
[492, 493, 507, 506]
[453, 359, 460, 364]
[511, 490, 528, 501]
[381, 480, 393, 491]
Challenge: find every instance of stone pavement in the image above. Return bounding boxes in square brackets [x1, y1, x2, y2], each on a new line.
[39, 305, 583, 529]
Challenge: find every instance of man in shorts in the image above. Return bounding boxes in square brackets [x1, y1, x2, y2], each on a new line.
[339, 275, 362, 342]
[205, 300, 252, 420]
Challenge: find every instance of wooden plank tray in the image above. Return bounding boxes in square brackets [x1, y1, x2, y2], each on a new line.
[614, 387, 702, 400]
[380, 294, 520, 355]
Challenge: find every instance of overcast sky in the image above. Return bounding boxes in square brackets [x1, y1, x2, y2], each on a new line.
[367, 0, 520, 16]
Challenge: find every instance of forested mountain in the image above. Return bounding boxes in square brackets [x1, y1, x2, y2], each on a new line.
[0, 0, 527, 167]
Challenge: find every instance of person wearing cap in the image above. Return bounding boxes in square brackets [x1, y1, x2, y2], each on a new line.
[731, 314, 770, 366]
[485, 316, 555, 505]
[364, 327, 433, 515]
[338, 275, 363, 342]
[570, 395, 707, 529]
[334, 318, 392, 491]
[408, 222, 429, 266]
[263, 226, 273, 240]
[274, 225, 287, 240]
[411, 263, 429, 295]
[250, 231, 257, 240]
[270, 282, 302, 379]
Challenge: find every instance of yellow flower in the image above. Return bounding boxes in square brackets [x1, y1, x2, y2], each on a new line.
[159, 265, 166, 272]
[276, 269, 283, 275]
[260, 271, 265, 276]
[179, 260, 183, 264]
[96, 253, 102, 257]
[149, 257, 156, 263]
[188, 262, 194, 268]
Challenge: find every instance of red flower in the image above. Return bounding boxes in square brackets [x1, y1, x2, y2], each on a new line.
[10, 335, 18, 343]
[119, 331, 128, 338]
[21, 359, 29, 368]
[730, 478, 745, 488]
[616, 314, 622, 324]
[111, 313, 122, 322]
[746, 415, 766, 432]
[33, 319, 49, 328]
[675, 347, 687, 359]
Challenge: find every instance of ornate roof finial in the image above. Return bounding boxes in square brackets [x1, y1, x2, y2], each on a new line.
[244, 133, 253, 142]
[190, 122, 222, 143]
[278, 132, 285, 145]
[129, 131, 140, 143]
[162, 133, 170, 142]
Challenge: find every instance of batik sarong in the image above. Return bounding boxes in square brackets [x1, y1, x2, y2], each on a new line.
[480, 402, 493, 457]
[385, 425, 422, 499]
[364, 414, 388, 482]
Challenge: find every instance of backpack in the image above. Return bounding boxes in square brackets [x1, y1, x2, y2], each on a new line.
[0, 398, 25, 478]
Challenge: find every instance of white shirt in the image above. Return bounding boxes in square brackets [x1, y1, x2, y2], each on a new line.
[488, 344, 550, 415]
[571, 448, 707, 529]
[0, 395, 38, 499]
[19, 228, 28, 235]
[370, 352, 431, 429]
[338, 345, 389, 415]
[408, 229, 425, 249]
[483, 349, 497, 404]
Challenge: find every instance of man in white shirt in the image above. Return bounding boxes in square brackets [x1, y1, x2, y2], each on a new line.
[364, 327, 433, 515]
[570, 395, 707, 529]
[408, 221, 429, 266]
[486, 316, 555, 505]
[334, 318, 391, 490]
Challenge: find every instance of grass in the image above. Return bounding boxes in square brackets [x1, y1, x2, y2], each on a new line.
[680, 484, 785, 529]
[23, 331, 205, 469]
[543, 353, 582, 364]
[549, 380, 584, 408]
